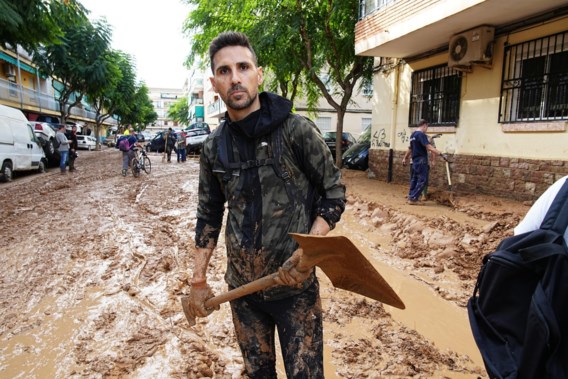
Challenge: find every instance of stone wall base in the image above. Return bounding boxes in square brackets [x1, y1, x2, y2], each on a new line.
[368, 150, 568, 201]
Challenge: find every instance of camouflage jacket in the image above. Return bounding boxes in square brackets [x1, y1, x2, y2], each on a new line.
[195, 93, 345, 300]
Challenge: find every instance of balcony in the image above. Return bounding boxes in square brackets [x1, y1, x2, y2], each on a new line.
[207, 98, 226, 119]
[0, 78, 117, 125]
[355, 0, 566, 58]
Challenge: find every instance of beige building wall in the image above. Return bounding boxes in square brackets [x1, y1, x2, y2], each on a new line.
[374, 18, 568, 161]
[369, 17, 567, 200]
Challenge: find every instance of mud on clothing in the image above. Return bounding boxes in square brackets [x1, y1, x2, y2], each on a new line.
[195, 92, 345, 300]
[195, 92, 344, 378]
[230, 280, 323, 379]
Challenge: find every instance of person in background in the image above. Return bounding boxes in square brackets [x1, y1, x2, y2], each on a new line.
[177, 130, 187, 163]
[187, 31, 345, 379]
[67, 125, 79, 172]
[56, 125, 70, 174]
[164, 127, 176, 163]
[402, 119, 447, 205]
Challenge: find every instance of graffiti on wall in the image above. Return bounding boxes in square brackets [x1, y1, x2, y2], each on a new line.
[397, 129, 409, 145]
[371, 128, 390, 148]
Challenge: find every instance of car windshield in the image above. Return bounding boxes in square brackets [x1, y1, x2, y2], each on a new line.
[358, 126, 371, 143]
[186, 122, 210, 132]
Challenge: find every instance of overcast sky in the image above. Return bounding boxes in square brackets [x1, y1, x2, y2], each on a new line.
[79, 0, 191, 89]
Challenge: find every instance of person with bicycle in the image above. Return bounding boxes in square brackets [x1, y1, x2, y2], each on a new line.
[119, 132, 140, 177]
[131, 145, 151, 176]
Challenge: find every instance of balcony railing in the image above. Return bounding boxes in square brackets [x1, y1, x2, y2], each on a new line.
[0, 78, 117, 125]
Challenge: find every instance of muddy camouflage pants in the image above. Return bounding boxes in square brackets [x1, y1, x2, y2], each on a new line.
[230, 280, 324, 379]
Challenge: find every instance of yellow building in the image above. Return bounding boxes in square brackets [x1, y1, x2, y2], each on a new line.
[355, 0, 568, 201]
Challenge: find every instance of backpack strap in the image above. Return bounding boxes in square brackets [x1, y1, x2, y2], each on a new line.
[540, 178, 568, 234]
[518, 178, 568, 262]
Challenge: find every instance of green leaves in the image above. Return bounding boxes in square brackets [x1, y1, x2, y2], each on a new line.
[167, 97, 190, 126]
[184, 0, 374, 166]
[0, 0, 87, 51]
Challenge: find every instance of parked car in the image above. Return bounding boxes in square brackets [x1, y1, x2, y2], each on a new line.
[185, 122, 211, 154]
[0, 105, 47, 182]
[342, 125, 371, 170]
[32, 121, 60, 165]
[105, 134, 119, 147]
[146, 132, 168, 153]
[322, 131, 356, 157]
[137, 131, 153, 143]
[76, 135, 97, 150]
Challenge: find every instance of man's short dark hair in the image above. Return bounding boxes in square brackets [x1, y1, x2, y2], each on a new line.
[417, 119, 428, 127]
[209, 31, 258, 72]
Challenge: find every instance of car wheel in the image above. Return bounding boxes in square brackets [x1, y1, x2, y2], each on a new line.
[1, 161, 13, 182]
[45, 139, 56, 157]
[38, 159, 46, 173]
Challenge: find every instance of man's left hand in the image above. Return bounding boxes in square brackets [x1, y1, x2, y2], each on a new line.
[274, 248, 312, 286]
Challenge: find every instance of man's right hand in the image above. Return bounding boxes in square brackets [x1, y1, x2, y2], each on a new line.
[188, 282, 219, 317]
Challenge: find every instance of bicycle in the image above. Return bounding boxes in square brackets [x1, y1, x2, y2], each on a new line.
[131, 147, 152, 177]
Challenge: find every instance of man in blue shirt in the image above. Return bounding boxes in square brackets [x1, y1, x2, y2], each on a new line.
[402, 119, 447, 205]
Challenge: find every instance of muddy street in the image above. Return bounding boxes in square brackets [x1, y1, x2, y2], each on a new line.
[0, 147, 530, 378]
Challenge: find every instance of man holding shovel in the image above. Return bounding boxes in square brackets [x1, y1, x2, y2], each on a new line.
[402, 119, 448, 205]
[187, 32, 345, 378]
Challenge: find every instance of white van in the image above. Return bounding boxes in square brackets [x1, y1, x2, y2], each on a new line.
[0, 105, 47, 182]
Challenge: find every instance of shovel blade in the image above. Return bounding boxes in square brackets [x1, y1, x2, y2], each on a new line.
[290, 233, 405, 309]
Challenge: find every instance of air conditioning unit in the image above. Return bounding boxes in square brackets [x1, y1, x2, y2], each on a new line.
[2, 63, 16, 78]
[448, 26, 495, 68]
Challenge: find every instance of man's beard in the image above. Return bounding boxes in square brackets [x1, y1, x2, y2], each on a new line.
[225, 85, 257, 110]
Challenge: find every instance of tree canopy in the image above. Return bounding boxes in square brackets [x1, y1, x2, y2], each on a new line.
[86, 50, 137, 145]
[33, 16, 113, 124]
[183, 0, 374, 166]
[167, 97, 190, 127]
[0, 0, 87, 51]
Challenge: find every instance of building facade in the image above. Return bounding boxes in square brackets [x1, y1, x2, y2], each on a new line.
[0, 45, 117, 136]
[202, 69, 373, 139]
[355, 0, 568, 201]
[147, 87, 186, 133]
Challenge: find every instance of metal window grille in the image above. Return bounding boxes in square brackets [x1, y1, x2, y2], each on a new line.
[409, 65, 462, 127]
[499, 31, 568, 123]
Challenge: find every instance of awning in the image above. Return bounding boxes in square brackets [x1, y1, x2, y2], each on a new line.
[0, 51, 38, 75]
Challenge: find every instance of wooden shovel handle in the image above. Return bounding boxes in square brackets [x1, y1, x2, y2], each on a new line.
[204, 272, 279, 309]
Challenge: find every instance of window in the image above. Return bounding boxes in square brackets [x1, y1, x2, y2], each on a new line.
[409, 65, 461, 127]
[359, 0, 395, 19]
[499, 31, 568, 123]
[362, 82, 373, 97]
[316, 117, 332, 131]
[361, 117, 372, 132]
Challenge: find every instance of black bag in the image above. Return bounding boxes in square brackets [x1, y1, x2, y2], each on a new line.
[467, 178, 568, 379]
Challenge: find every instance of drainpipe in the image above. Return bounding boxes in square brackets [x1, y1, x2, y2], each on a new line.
[387, 60, 401, 183]
[16, 50, 23, 107]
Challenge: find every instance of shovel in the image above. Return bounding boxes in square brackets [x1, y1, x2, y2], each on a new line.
[181, 233, 405, 326]
[444, 158, 456, 207]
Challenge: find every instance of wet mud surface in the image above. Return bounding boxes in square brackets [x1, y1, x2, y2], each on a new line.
[0, 148, 530, 378]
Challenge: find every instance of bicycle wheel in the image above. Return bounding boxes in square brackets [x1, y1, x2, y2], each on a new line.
[131, 158, 141, 177]
[142, 156, 151, 174]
